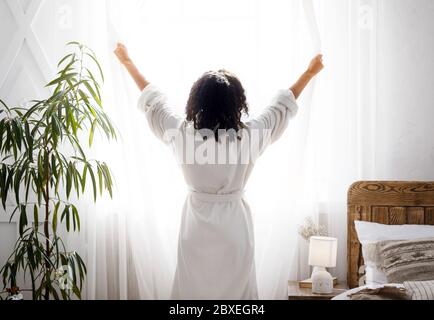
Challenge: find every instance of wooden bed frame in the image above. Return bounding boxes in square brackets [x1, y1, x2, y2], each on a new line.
[347, 181, 434, 288]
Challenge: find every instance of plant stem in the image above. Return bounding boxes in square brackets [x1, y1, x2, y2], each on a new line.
[43, 147, 51, 300]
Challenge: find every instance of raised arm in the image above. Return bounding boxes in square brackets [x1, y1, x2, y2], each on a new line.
[247, 54, 324, 153]
[290, 54, 324, 99]
[114, 43, 150, 91]
[113, 43, 183, 144]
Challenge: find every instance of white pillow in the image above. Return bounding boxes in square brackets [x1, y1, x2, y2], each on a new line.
[354, 221, 434, 285]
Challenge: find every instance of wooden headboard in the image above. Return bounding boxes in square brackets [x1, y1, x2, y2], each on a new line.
[347, 181, 434, 288]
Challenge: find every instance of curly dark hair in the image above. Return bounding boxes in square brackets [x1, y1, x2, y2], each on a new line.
[186, 69, 249, 141]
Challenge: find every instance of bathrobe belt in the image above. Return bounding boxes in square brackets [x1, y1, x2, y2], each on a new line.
[188, 190, 245, 202]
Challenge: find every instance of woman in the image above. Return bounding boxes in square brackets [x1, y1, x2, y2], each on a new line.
[114, 43, 323, 299]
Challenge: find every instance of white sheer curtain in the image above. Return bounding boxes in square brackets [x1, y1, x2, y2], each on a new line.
[57, 0, 378, 299]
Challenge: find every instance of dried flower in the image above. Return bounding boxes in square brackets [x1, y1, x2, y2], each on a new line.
[298, 216, 328, 240]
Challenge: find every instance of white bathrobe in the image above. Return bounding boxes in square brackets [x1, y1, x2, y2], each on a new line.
[138, 85, 298, 300]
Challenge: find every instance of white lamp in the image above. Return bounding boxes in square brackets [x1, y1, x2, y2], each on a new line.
[308, 236, 338, 294]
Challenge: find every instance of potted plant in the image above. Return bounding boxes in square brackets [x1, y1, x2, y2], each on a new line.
[0, 42, 116, 300]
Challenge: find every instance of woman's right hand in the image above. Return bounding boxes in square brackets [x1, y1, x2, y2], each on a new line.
[306, 54, 324, 76]
[290, 54, 324, 99]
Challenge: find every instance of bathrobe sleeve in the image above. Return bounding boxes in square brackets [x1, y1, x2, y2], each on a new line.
[247, 89, 298, 152]
[137, 84, 184, 144]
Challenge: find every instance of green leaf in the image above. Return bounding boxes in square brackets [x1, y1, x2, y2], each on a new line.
[72, 208, 76, 231]
[13, 165, 25, 205]
[0, 164, 7, 209]
[60, 57, 77, 75]
[67, 102, 78, 136]
[97, 165, 103, 196]
[75, 254, 85, 288]
[24, 121, 33, 160]
[72, 283, 81, 300]
[0, 99, 11, 112]
[72, 165, 80, 199]
[78, 89, 90, 106]
[76, 252, 87, 274]
[19, 205, 27, 235]
[33, 204, 38, 231]
[66, 164, 72, 199]
[52, 201, 60, 233]
[88, 119, 97, 147]
[85, 52, 105, 82]
[85, 68, 102, 101]
[101, 163, 113, 198]
[37, 149, 44, 178]
[88, 166, 97, 202]
[24, 170, 31, 202]
[60, 288, 69, 300]
[51, 154, 58, 180]
[81, 164, 87, 193]
[11, 119, 22, 152]
[46, 89, 66, 105]
[0, 119, 5, 152]
[66, 208, 70, 232]
[61, 205, 70, 232]
[66, 41, 81, 47]
[8, 205, 20, 223]
[71, 205, 80, 232]
[51, 115, 60, 147]
[57, 53, 74, 68]
[83, 81, 102, 107]
[85, 103, 97, 118]
[69, 257, 77, 284]
[46, 73, 78, 87]
[3, 167, 14, 208]
[49, 284, 60, 300]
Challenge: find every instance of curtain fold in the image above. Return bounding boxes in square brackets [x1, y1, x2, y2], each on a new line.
[53, 0, 378, 299]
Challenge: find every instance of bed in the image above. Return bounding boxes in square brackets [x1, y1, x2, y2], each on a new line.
[333, 181, 434, 300]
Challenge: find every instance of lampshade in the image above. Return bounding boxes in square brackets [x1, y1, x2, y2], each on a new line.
[308, 236, 337, 268]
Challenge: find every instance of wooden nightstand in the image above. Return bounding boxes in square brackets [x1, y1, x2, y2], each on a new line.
[288, 281, 348, 300]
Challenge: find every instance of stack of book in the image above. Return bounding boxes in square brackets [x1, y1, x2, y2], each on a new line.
[298, 277, 338, 288]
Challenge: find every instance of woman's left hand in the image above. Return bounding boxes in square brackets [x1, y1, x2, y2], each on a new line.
[114, 43, 131, 65]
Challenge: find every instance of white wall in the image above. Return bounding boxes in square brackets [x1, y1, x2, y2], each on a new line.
[376, 0, 434, 179]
